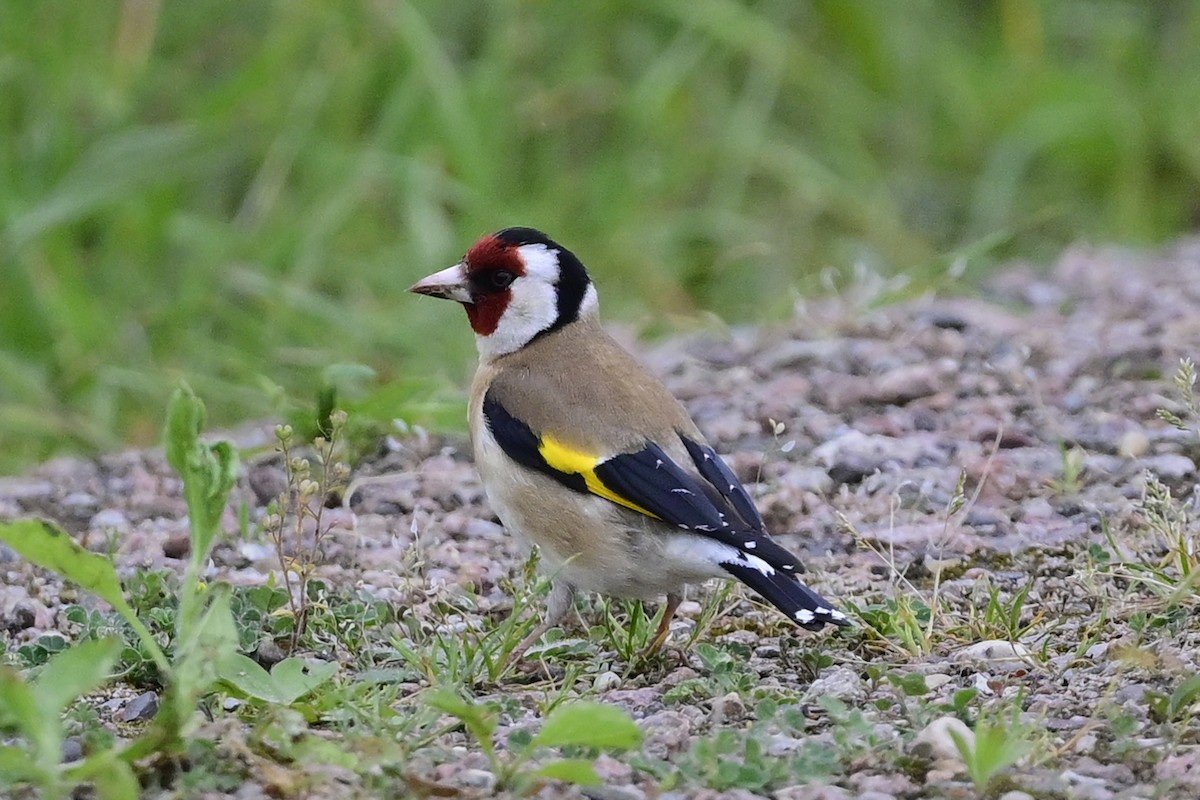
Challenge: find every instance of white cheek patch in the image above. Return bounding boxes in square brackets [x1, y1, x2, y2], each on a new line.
[475, 245, 561, 359]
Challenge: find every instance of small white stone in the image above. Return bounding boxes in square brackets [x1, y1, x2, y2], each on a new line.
[954, 640, 1032, 672]
[593, 671, 622, 693]
[924, 673, 953, 691]
[802, 666, 865, 704]
[915, 716, 973, 763]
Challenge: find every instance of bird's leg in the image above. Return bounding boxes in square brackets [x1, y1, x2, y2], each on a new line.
[509, 581, 575, 663]
[643, 592, 683, 656]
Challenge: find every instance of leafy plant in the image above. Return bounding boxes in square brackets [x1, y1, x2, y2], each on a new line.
[1146, 673, 1200, 724]
[638, 698, 839, 791]
[219, 655, 338, 708]
[1046, 443, 1086, 496]
[0, 384, 241, 795]
[262, 412, 352, 652]
[662, 643, 757, 704]
[385, 550, 590, 687]
[425, 690, 641, 794]
[0, 638, 135, 799]
[595, 598, 661, 664]
[949, 697, 1035, 794]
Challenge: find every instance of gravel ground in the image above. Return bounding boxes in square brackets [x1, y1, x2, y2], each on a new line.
[4, 240, 1200, 799]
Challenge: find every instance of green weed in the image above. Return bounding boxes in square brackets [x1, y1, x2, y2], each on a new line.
[0, 384, 240, 797]
[425, 690, 642, 794]
[637, 697, 840, 792]
[950, 696, 1036, 794]
[0, 638, 134, 799]
[262, 412, 352, 652]
[389, 562, 550, 687]
[662, 643, 758, 705]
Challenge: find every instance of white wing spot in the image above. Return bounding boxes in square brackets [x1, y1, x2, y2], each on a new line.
[655, 459, 664, 468]
[795, 609, 815, 623]
[744, 541, 757, 549]
[671, 488, 694, 495]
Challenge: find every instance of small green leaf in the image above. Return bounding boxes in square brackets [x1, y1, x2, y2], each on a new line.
[951, 688, 978, 712]
[270, 658, 337, 705]
[218, 654, 280, 703]
[0, 744, 39, 782]
[164, 382, 206, 477]
[531, 702, 642, 750]
[174, 585, 239, 705]
[889, 671, 929, 697]
[0, 667, 46, 760]
[535, 758, 602, 786]
[33, 637, 122, 714]
[1169, 674, 1200, 720]
[425, 689, 497, 759]
[164, 384, 238, 566]
[0, 519, 126, 610]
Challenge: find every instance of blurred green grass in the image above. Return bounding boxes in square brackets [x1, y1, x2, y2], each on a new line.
[1, 0, 1198, 473]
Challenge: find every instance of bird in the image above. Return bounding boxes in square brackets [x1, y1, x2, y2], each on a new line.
[409, 227, 849, 655]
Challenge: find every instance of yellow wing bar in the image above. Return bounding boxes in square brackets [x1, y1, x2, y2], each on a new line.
[538, 435, 657, 517]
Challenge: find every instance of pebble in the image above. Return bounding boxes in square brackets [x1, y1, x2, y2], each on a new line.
[119, 691, 159, 722]
[640, 711, 693, 758]
[1139, 454, 1196, 484]
[709, 692, 746, 725]
[1117, 430, 1150, 458]
[954, 640, 1032, 672]
[869, 363, 941, 405]
[593, 670, 622, 693]
[827, 456, 880, 486]
[61, 736, 84, 763]
[1154, 748, 1200, 789]
[802, 666, 865, 704]
[923, 673, 953, 691]
[3, 602, 37, 632]
[1059, 769, 1113, 800]
[456, 769, 496, 793]
[60, 492, 99, 519]
[775, 785, 851, 800]
[914, 716, 972, 763]
[89, 508, 130, 533]
[162, 533, 191, 559]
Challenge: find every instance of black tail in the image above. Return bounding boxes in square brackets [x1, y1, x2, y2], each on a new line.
[722, 562, 851, 631]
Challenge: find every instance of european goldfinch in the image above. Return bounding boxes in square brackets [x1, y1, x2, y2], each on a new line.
[410, 227, 849, 653]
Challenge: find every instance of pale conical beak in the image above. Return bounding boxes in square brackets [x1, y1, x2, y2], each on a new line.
[408, 263, 473, 303]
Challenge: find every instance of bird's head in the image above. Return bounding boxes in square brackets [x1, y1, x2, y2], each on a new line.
[409, 227, 597, 359]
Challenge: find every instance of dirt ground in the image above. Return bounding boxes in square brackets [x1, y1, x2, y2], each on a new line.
[4, 239, 1200, 799]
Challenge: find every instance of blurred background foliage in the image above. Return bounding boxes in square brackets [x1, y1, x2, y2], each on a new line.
[1, 0, 1198, 473]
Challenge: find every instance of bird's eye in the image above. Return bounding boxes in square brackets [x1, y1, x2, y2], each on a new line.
[488, 270, 516, 290]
